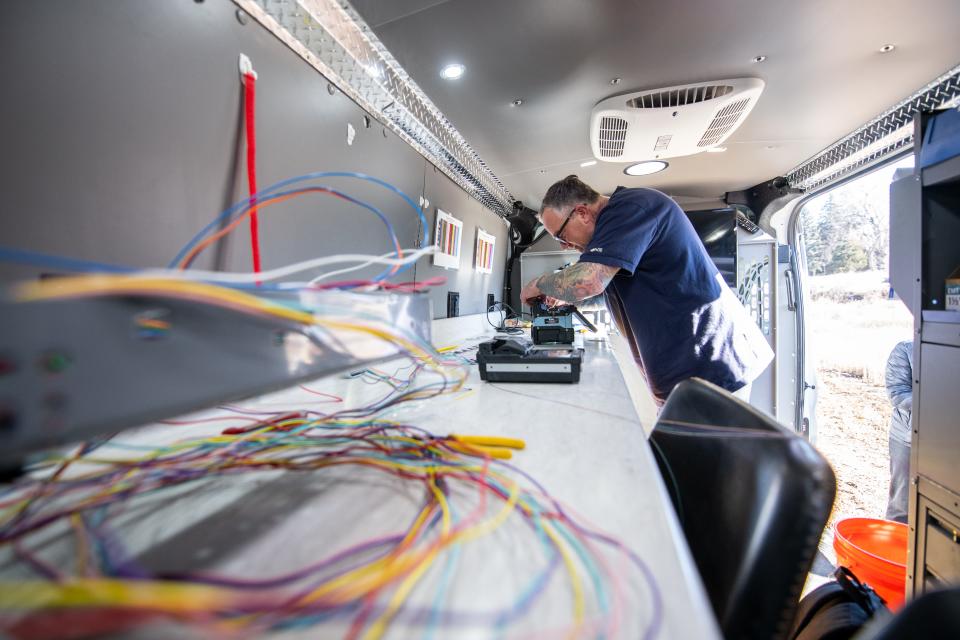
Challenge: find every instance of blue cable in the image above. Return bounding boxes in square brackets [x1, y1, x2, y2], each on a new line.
[172, 185, 401, 281]
[493, 505, 560, 636]
[168, 171, 428, 269]
[2, 173, 428, 284]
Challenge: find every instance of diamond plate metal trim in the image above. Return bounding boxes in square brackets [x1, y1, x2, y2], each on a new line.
[233, 0, 514, 217]
[786, 63, 960, 193]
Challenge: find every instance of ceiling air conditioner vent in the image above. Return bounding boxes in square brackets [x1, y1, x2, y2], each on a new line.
[626, 85, 733, 109]
[598, 116, 629, 157]
[698, 98, 752, 147]
[589, 78, 764, 161]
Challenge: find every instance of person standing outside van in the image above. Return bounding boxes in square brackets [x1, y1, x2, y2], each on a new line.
[520, 175, 773, 406]
[884, 340, 913, 523]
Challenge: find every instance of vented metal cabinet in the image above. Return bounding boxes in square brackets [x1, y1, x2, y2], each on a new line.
[891, 112, 960, 599]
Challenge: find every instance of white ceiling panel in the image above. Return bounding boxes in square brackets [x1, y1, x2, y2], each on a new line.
[349, 0, 960, 205]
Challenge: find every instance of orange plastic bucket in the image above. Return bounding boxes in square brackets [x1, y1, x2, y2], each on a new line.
[833, 517, 908, 610]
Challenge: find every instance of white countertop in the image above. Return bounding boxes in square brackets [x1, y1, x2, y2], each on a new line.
[423, 315, 720, 639]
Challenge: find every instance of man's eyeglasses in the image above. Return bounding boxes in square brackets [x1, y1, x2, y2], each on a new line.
[552, 206, 577, 242]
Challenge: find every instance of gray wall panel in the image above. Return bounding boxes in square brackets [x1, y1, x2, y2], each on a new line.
[1, 0, 249, 274]
[0, 0, 505, 318]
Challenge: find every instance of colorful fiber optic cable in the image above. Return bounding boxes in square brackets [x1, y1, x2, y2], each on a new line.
[167, 171, 431, 278]
[173, 186, 405, 273]
[0, 170, 430, 287]
[0, 430, 661, 637]
[0, 416, 660, 639]
[0, 281, 661, 639]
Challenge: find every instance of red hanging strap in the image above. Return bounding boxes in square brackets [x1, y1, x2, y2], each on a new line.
[241, 55, 262, 277]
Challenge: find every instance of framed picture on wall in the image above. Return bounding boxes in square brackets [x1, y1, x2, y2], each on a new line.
[433, 209, 462, 269]
[475, 229, 495, 274]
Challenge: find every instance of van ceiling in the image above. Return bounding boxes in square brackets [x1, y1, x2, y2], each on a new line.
[349, 0, 960, 207]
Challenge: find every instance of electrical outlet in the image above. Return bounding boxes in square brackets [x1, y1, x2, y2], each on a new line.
[487, 293, 495, 310]
[447, 291, 460, 318]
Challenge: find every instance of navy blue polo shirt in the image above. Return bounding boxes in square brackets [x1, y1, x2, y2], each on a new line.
[579, 187, 772, 402]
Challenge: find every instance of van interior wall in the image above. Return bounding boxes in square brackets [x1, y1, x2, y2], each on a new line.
[507, 233, 561, 311]
[0, 0, 507, 318]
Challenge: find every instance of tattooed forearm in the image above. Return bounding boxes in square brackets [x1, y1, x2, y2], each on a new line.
[536, 263, 618, 303]
[576, 293, 608, 312]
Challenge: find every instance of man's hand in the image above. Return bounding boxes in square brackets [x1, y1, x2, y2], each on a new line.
[520, 276, 544, 305]
[520, 278, 565, 306]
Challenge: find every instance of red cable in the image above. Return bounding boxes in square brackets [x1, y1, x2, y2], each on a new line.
[243, 71, 263, 278]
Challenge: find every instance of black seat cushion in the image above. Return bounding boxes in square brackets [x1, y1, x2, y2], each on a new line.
[861, 586, 960, 640]
[651, 378, 836, 640]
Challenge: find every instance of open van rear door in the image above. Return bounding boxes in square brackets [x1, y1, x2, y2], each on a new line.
[788, 206, 820, 441]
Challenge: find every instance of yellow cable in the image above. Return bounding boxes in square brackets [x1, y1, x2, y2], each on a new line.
[445, 442, 513, 459]
[362, 481, 452, 640]
[294, 496, 437, 604]
[300, 466, 520, 606]
[71, 513, 89, 577]
[0, 579, 238, 612]
[14, 277, 316, 326]
[541, 520, 586, 636]
[450, 434, 526, 450]
[342, 472, 523, 634]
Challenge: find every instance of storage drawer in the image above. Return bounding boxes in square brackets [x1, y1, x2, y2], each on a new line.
[917, 343, 960, 495]
[912, 484, 960, 598]
[924, 510, 960, 582]
[922, 317, 960, 348]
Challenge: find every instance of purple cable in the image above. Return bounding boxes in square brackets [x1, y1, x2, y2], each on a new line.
[12, 538, 63, 581]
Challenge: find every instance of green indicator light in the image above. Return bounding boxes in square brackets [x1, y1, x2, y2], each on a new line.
[42, 352, 71, 374]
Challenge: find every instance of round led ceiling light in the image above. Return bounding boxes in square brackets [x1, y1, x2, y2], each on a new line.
[440, 63, 465, 80]
[624, 161, 668, 176]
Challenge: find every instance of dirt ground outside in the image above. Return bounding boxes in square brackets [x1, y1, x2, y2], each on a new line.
[806, 270, 913, 565]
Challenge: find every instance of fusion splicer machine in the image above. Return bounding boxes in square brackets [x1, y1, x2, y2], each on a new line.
[476, 298, 596, 384]
[477, 337, 582, 383]
[530, 298, 597, 345]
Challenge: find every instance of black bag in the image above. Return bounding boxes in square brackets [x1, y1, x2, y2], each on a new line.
[789, 566, 890, 640]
